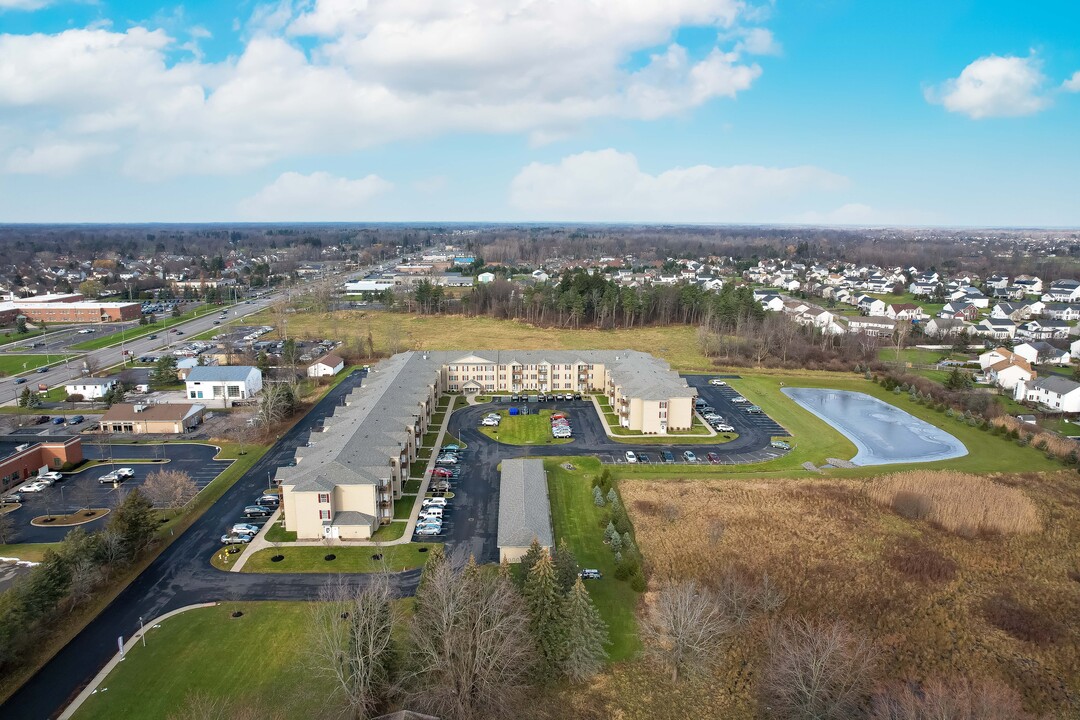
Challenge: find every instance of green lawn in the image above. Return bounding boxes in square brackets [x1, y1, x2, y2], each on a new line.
[394, 496, 414, 518]
[877, 347, 966, 366]
[0, 354, 77, 375]
[68, 307, 207, 351]
[867, 291, 945, 317]
[241, 543, 437, 573]
[73, 602, 339, 720]
[0, 543, 61, 562]
[264, 523, 297, 543]
[478, 409, 572, 445]
[545, 457, 640, 661]
[372, 522, 409, 541]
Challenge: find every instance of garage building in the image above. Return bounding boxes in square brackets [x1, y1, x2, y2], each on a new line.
[497, 458, 553, 562]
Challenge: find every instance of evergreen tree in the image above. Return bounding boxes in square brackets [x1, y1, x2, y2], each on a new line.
[592, 485, 605, 507]
[610, 533, 623, 554]
[517, 537, 544, 587]
[553, 538, 579, 594]
[622, 532, 636, 557]
[107, 489, 157, 561]
[560, 577, 608, 682]
[151, 355, 178, 387]
[606, 487, 618, 505]
[18, 387, 41, 408]
[523, 550, 565, 674]
[604, 521, 618, 545]
[15, 316, 28, 334]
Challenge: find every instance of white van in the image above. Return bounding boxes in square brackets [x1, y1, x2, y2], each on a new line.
[420, 506, 444, 518]
[422, 497, 447, 508]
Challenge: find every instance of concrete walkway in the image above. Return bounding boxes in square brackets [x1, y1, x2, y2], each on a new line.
[58, 602, 217, 720]
[230, 396, 459, 570]
[589, 395, 717, 439]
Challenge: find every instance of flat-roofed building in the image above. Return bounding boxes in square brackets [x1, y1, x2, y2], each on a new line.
[0, 435, 83, 493]
[100, 403, 206, 434]
[497, 458, 552, 562]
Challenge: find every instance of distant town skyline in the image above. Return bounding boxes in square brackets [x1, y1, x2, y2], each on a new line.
[0, 0, 1077, 226]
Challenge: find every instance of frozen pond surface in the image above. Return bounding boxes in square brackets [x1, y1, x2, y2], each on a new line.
[782, 388, 968, 466]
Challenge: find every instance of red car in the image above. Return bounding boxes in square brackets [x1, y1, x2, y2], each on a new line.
[432, 468, 454, 478]
[707, 452, 721, 464]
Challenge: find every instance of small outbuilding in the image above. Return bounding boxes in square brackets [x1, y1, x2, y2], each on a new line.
[307, 353, 345, 378]
[497, 458, 553, 562]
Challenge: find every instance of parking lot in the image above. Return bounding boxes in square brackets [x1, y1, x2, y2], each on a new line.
[2, 443, 232, 543]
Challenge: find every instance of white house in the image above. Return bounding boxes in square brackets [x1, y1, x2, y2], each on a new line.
[307, 353, 345, 378]
[976, 318, 1017, 339]
[1016, 320, 1070, 341]
[1043, 279, 1080, 303]
[1013, 342, 1070, 367]
[924, 317, 971, 338]
[1016, 376, 1080, 412]
[65, 376, 119, 400]
[1043, 304, 1080, 322]
[848, 316, 896, 337]
[857, 296, 887, 316]
[477, 272, 496, 284]
[885, 303, 926, 321]
[986, 356, 1036, 391]
[185, 366, 263, 407]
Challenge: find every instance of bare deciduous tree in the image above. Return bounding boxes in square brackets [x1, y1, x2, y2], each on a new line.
[760, 618, 877, 720]
[871, 676, 1035, 720]
[0, 510, 15, 544]
[401, 551, 537, 720]
[257, 382, 296, 428]
[168, 691, 286, 720]
[309, 575, 398, 720]
[141, 469, 199, 511]
[641, 580, 734, 682]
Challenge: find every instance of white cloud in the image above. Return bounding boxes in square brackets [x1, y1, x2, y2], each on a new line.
[925, 54, 1050, 119]
[508, 149, 848, 222]
[1063, 71, 1080, 92]
[237, 171, 392, 220]
[0, 0, 770, 177]
[5, 141, 114, 174]
[736, 28, 781, 56]
[0, 0, 52, 10]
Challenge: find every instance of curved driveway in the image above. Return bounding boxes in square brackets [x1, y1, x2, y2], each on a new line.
[0, 370, 421, 720]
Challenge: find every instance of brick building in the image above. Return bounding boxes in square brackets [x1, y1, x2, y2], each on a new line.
[0, 436, 83, 493]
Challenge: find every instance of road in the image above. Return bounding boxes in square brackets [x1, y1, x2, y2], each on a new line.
[0, 369, 422, 720]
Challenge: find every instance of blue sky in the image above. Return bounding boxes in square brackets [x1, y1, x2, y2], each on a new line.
[0, 0, 1077, 225]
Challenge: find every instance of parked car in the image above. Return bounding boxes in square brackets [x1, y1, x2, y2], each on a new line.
[231, 523, 261, 536]
[661, 450, 675, 463]
[637, 453, 651, 463]
[67, 415, 85, 425]
[38, 471, 63, 482]
[1, 493, 23, 503]
[256, 494, 280, 507]
[442, 444, 460, 452]
[480, 418, 499, 427]
[707, 452, 721, 464]
[430, 481, 452, 492]
[422, 497, 448, 508]
[99, 471, 122, 484]
[709, 378, 727, 386]
[51, 417, 65, 425]
[220, 533, 252, 545]
[683, 450, 698, 463]
[580, 568, 603, 580]
[624, 451, 637, 463]
[416, 525, 442, 536]
[746, 406, 763, 414]
[33, 415, 50, 424]
[770, 440, 792, 450]
[17, 480, 49, 493]
[114, 467, 135, 479]
[731, 396, 748, 404]
[573, 393, 582, 400]
[716, 424, 735, 433]
[243, 505, 272, 518]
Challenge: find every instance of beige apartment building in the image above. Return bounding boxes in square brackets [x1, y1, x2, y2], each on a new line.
[277, 350, 695, 540]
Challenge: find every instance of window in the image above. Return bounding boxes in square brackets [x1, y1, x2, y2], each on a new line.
[226, 385, 241, 398]
[319, 510, 331, 520]
[318, 493, 330, 503]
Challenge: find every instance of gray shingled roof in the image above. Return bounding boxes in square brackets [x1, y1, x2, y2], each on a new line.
[185, 366, 259, 382]
[497, 458, 553, 549]
[1030, 375, 1080, 395]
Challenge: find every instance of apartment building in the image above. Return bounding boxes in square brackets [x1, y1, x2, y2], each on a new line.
[277, 349, 695, 540]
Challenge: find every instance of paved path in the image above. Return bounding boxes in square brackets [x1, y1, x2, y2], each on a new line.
[0, 369, 423, 720]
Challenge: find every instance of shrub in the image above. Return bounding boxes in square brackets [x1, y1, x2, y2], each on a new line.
[871, 676, 1036, 720]
[866, 472, 1041, 537]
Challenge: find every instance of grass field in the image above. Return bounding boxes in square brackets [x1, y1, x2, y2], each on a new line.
[0, 542, 61, 562]
[244, 309, 717, 371]
[878, 347, 970, 366]
[868, 291, 946, 317]
[73, 602, 339, 720]
[545, 457, 640, 661]
[479, 409, 572, 445]
[241, 543, 437, 573]
[618, 471, 1080, 717]
[0, 354, 76, 375]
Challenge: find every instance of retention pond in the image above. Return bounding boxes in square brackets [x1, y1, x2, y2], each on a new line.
[782, 388, 968, 466]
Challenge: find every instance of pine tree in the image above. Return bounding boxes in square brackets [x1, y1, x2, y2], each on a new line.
[415, 544, 447, 615]
[593, 485, 605, 507]
[107, 489, 157, 561]
[610, 533, 623, 553]
[554, 538, 579, 594]
[606, 487, 618, 505]
[517, 537, 545, 587]
[604, 521, 618, 545]
[524, 549, 565, 674]
[498, 555, 513, 582]
[560, 577, 609, 682]
[622, 532, 636, 557]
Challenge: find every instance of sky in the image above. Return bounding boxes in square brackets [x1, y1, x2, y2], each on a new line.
[0, 0, 1078, 226]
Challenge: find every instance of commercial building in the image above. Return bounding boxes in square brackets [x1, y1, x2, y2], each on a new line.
[100, 403, 206, 434]
[497, 458, 552, 562]
[0, 296, 142, 325]
[277, 349, 695, 540]
[0, 435, 83, 493]
[185, 366, 263, 406]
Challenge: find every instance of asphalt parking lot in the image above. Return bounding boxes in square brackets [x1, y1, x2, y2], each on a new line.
[3, 443, 231, 543]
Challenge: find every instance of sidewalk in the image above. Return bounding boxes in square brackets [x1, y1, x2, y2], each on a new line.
[229, 396, 458, 570]
[589, 395, 717, 439]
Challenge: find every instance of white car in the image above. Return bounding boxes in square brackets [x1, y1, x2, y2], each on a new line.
[38, 471, 63, 482]
[715, 424, 735, 433]
[625, 451, 637, 463]
[416, 525, 442, 536]
[99, 470, 122, 484]
[231, 523, 261, 536]
[708, 379, 727, 386]
[731, 396, 748, 404]
[481, 418, 500, 427]
[422, 497, 447, 508]
[115, 467, 135, 479]
[17, 480, 49, 493]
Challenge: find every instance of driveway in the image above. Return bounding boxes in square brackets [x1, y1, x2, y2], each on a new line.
[0, 369, 423, 720]
[5, 443, 232, 544]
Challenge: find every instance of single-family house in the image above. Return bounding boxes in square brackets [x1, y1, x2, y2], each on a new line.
[976, 318, 1017, 339]
[847, 316, 896, 337]
[986, 355, 1035, 391]
[1043, 303, 1080, 322]
[1016, 320, 1070, 341]
[307, 353, 345, 378]
[979, 347, 1014, 370]
[1014, 276, 1043, 295]
[991, 302, 1033, 322]
[939, 302, 979, 321]
[857, 296, 887, 316]
[886, 303, 926, 321]
[1016, 375, 1080, 412]
[759, 294, 784, 312]
[1043, 279, 1080, 303]
[64, 376, 119, 400]
[1013, 341, 1070, 367]
[924, 317, 972, 338]
[185, 366, 263, 407]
